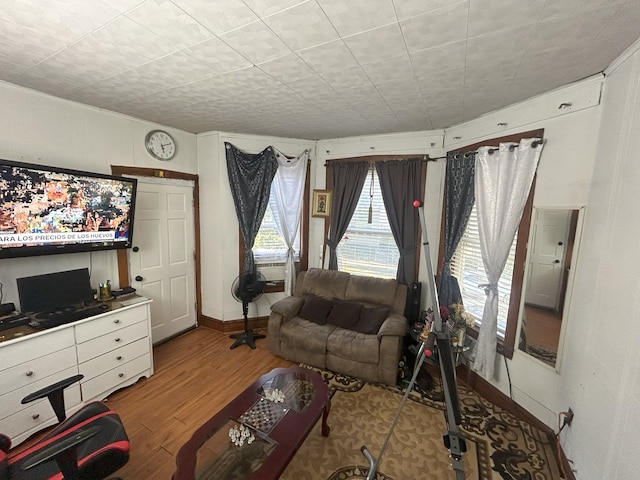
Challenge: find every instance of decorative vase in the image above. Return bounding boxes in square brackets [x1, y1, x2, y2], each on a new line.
[456, 328, 466, 347]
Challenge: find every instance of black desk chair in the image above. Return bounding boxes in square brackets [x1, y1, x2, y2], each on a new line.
[0, 375, 129, 480]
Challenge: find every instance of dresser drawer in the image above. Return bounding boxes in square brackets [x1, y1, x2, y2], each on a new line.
[0, 382, 81, 440]
[0, 328, 75, 371]
[81, 353, 151, 402]
[76, 320, 148, 363]
[75, 305, 148, 343]
[79, 338, 149, 382]
[0, 346, 77, 396]
[0, 366, 81, 422]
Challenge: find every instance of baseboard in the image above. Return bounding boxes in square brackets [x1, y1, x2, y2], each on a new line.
[460, 365, 575, 479]
[199, 314, 269, 333]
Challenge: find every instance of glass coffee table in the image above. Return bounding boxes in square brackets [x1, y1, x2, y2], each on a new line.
[173, 367, 331, 480]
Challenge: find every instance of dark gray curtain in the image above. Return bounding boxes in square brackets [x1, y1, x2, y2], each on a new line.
[326, 161, 370, 270]
[438, 151, 476, 307]
[375, 158, 422, 285]
[225, 142, 278, 273]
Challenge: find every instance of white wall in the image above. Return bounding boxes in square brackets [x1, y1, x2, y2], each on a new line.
[196, 132, 315, 322]
[0, 81, 197, 306]
[557, 43, 640, 479]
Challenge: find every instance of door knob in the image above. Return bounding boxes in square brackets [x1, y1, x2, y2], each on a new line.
[135, 275, 143, 281]
[132, 246, 139, 252]
[557, 241, 563, 246]
[554, 260, 560, 263]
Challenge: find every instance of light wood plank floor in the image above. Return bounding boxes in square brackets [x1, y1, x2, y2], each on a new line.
[105, 327, 294, 479]
[524, 304, 562, 352]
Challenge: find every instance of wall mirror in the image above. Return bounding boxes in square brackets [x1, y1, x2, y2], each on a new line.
[518, 207, 585, 370]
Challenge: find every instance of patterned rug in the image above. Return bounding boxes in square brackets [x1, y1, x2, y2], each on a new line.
[280, 366, 561, 480]
[526, 344, 557, 367]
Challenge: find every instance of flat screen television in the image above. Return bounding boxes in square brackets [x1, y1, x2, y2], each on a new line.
[0, 159, 137, 258]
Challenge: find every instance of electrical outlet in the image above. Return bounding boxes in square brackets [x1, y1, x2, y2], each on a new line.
[563, 408, 574, 427]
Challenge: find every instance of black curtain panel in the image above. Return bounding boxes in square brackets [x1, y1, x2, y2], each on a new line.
[326, 161, 370, 270]
[375, 158, 422, 285]
[438, 151, 476, 307]
[225, 142, 278, 273]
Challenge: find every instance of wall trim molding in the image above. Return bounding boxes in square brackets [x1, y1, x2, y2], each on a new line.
[605, 36, 640, 76]
[199, 314, 269, 334]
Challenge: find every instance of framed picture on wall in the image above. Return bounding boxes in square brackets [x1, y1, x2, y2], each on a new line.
[312, 190, 331, 218]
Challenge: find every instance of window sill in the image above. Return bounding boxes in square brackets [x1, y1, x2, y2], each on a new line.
[263, 281, 285, 294]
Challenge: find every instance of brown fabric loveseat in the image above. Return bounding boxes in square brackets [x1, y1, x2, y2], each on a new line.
[267, 268, 408, 386]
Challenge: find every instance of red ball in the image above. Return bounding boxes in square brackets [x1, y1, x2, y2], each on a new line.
[413, 200, 421, 207]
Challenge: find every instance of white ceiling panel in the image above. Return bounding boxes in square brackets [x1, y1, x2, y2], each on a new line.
[264, 1, 338, 51]
[1, 0, 639, 139]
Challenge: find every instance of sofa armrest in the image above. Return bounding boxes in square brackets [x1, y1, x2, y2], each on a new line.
[270, 296, 304, 321]
[377, 313, 408, 338]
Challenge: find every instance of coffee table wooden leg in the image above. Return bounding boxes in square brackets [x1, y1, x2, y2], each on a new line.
[321, 396, 331, 437]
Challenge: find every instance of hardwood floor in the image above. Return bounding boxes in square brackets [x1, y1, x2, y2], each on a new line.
[105, 327, 294, 479]
[523, 304, 562, 352]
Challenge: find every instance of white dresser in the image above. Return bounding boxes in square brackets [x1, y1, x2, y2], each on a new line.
[0, 296, 153, 446]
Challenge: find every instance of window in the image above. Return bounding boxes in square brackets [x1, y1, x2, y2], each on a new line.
[337, 167, 399, 278]
[253, 204, 300, 265]
[439, 129, 542, 358]
[238, 163, 309, 291]
[449, 205, 517, 339]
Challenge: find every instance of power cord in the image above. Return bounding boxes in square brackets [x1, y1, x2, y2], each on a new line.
[503, 355, 514, 400]
[556, 410, 573, 478]
[0, 282, 3, 303]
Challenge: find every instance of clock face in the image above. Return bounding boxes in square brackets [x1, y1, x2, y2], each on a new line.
[145, 130, 176, 161]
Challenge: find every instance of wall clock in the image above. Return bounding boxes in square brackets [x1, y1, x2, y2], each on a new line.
[145, 130, 176, 161]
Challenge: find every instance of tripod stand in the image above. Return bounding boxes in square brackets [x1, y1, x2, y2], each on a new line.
[361, 200, 467, 480]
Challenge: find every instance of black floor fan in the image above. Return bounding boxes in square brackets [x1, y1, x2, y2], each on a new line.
[229, 271, 268, 349]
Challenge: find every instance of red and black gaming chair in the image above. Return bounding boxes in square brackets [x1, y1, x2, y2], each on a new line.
[0, 375, 129, 480]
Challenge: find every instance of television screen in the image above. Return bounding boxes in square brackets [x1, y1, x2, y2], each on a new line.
[0, 159, 137, 258]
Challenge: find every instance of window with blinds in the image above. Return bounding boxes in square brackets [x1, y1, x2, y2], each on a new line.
[449, 204, 517, 339]
[337, 167, 399, 279]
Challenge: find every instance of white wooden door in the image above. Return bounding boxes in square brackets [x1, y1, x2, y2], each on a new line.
[129, 179, 196, 344]
[525, 209, 571, 310]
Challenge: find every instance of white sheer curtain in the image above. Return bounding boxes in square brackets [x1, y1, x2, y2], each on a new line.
[472, 139, 543, 380]
[271, 149, 308, 295]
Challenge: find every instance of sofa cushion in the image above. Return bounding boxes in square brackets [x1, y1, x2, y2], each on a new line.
[326, 300, 362, 329]
[354, 306, 390, 334]
[345, 274, 398, 309]
[280, 317, 335, 355]
[327, 328, 380, 364]
[298, 294, 334, 325]
[301, 268, 350, 300]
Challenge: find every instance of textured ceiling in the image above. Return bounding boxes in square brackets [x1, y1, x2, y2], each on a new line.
[2, 0, 639, 140]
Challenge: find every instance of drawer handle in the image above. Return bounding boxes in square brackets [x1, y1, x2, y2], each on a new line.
[32, 413, 40, 420]
[116, 355, 122, 360]
[26, 370, 34, 377]
[114, 319, 120, 324]
[118, 373, 124, 378]
[115, 337, 121, 342]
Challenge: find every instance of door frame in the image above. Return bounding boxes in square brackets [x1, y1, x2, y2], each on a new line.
[111, 165, 201, 322]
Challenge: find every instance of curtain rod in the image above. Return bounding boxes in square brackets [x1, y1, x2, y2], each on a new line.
[323, 155, 429, 167]
[445, 139, 545, 160]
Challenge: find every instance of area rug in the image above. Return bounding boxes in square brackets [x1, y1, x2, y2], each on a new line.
[526, 344, 557, 367]
[280, 367, 561, 480]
